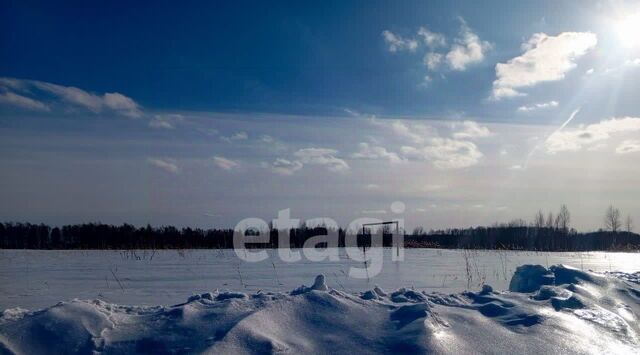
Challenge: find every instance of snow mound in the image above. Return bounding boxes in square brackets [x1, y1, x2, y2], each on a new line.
[1, 265, 640, 354]
[509, 264, 555, 292]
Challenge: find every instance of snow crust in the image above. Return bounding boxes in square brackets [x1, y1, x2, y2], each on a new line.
[1, 264, 639, 354]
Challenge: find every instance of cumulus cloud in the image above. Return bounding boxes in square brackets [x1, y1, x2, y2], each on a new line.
[452, 120, 492, 139]
[517, 101, 559, 112]
[492, 32, 597, 99]
[0, 77, 142, 117]
[380, 119, 433, 145]
[616, 140, 640, 154]
[221, 132, 248, 142]
[351, 142, 405, 164]
[266, 148, 349, 175]
[213, 156, 239, 170]
[401, 138, 483, 169]
[368, 118, 486, 169]
[444, 21, 491, 71]
[424, 52, 444, 70]
[545, 117, 640, 153]
[270, 158, 303, 176]
[0, 92, 50, 112]
[382, 30, 418, 52]
[147, 158, 180, 174]
[418, 27, 446, 48]
[148, 114, 184, 129]
[294, 148, 350, 173]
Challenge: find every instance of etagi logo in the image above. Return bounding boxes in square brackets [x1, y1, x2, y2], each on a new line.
[233, 202, 405, 279]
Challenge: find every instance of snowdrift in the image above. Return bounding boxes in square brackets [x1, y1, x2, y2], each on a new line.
[1, 265, 639, 354]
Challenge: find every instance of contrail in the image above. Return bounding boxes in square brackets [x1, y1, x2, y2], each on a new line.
[555, 108, 581, 133]
[523, 108, 580, 169]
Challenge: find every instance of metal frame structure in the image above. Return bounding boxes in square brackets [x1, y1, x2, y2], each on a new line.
[361, 221, 401, 257]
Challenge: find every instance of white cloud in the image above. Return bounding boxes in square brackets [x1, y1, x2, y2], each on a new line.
[32, 81, 104, 112]
[363, 184, 380, 190]
[452, 120, 492, 139]
[517, 100, 559, 112]
[221, 131, 248, 142]
[401, 138, 483, 169]
[270, 158, 303, 175]
[148, 114, 184, 129]
[103, 92, 142, 118]
[213, 156, 239, 170]
[147, 158, 180, 174]
[0, 92, 50, 112]
[260, 135, 274, 143]
[267, 148, 349, 175]
[424, 52, 443, 70]
[368, 119, 485, 169]
[418, 27, 446, 48]
[545, 117, 640, 153]
[382, 30, 418, 52]
[492, 32, 597, 99]
[294, 148, 350, 173]
[377, 119, 433, 145]
[0, 77, 142, 117]
[351, 142, 405, 164]
[616, 140, 640, 154]
[445, 21, 491, 71]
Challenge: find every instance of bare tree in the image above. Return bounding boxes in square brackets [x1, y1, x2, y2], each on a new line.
[534, 210, 545, 229]
[604, 205, 622, 232]
[626, 215, 634, 233]
[546, 212, 555, 229]
[556, 205, 571, 233]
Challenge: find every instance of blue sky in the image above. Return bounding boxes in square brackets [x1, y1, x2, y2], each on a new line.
[1, 0, 640, 230]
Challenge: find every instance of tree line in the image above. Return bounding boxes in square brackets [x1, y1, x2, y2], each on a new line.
[1, 205, 637, 251]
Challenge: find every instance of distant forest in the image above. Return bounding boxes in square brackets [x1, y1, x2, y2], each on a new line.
[1, 220, 639, 251]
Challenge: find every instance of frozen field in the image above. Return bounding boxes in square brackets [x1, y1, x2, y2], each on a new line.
[1, 248, 639, 310]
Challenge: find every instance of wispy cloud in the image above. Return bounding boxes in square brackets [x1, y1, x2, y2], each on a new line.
[424, 52, 444, 70]
[401, 138, 483, 169]
[269, 158, 303, 175]
[616, 140, 640, 154]
[517, 101, 559, 112]
[452, 120, 492, 139]
[351, 142, 405, 164]
[492, 32, 597, 99]
[382, 30, 418, 52]
[0, 92, 50, 112]
[0, 77, 142, 117]
[148, 114, 184, 129]
[545, 117, 640, 153]
[368, 118, 488, 169]
[221, 131, 248, 143]
[147, 158, 180, 174]
[294, 148, 350, 173]
[418, 26, 446, 48]
[266, 147, 349, 175]
[213, 156, 239, 170]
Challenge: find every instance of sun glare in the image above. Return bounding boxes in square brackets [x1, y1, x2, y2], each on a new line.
[615, 12, 640, 48]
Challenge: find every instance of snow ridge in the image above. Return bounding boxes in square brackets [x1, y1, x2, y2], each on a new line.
[1, 265, 639, 354]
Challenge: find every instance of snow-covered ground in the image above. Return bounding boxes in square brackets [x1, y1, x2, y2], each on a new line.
[1, 249, 639, 310]
[1, 265, 639, 354]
